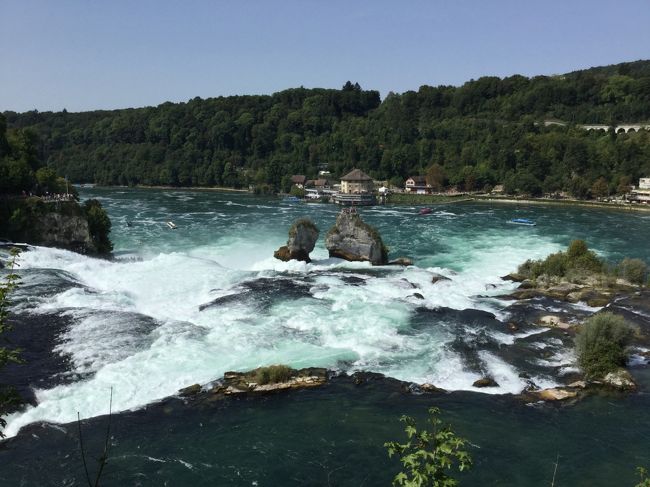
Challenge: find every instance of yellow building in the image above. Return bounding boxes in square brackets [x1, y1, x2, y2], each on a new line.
[340, 169, 373, 194]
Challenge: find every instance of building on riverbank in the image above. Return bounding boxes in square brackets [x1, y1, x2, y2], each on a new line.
[333, 168, 376, 205]
[405, 176, 433, 194]
[630, 177, 650, 203]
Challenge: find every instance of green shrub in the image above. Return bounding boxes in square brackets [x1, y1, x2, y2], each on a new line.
[517, 240, 603, 280]
[567, 239, 589, 259]
[542, 252, 568, 277]
[385, 407, 472, 486]
[575, 312, 634, 378]
[618, 258, 648, 285]
[253, 365, 294, 385]
[289, 185, 305, 197]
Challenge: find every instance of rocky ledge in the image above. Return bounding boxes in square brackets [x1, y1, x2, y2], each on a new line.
[325, 209, 388, 265]
[176, 364, 642, 407]
[501, 273, 638, 308]
[178, 366, 329, 399]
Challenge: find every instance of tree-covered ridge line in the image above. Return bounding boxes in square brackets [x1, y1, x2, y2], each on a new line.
[3, 61, 650, 196]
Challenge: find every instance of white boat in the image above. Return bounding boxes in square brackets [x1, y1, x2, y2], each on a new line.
[508, 218, 536, 226]
[166, 221, 177, 229]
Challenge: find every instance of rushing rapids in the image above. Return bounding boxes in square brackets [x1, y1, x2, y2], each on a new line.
[2, 188, 650, 441]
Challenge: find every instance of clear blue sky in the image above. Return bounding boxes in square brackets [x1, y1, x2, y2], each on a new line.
[1, 0, 649, 113]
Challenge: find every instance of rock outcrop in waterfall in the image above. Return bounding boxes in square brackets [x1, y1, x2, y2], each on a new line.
[274, 218, 320, 263]
[325, 209, 388, 265]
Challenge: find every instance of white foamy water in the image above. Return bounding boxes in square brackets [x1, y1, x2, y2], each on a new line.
[2, 192, 575, 437]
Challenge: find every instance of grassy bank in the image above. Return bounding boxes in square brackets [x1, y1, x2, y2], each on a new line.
[471, 195, 650, 213]
[386, 193, 473, 205]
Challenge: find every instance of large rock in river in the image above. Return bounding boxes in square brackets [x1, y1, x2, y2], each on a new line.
[325, 209, 388, 265]
[274, 218, 319, 263]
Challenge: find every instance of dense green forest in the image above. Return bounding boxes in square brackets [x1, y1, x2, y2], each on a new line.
[4, 61, 650, 197]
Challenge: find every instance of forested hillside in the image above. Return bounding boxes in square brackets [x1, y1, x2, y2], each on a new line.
[4, 61, 650, 196]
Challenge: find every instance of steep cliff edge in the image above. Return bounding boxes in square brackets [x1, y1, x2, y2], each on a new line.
[0, 197, 112, 255]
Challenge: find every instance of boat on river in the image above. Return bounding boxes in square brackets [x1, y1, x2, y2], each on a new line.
[508, 218, 536, 226]
[166, 221, 177, 229]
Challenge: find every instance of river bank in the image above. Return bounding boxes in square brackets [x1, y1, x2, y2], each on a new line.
[471, 194, 650, 213]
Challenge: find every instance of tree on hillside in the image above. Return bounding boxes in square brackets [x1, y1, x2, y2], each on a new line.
[425, 164, 446, 191]
[591, 177, 609, 198]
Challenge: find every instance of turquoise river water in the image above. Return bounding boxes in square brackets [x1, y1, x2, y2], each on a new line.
[1, 187, 649, 486]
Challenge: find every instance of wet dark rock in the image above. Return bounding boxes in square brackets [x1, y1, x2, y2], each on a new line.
[339, 275, 368, 286]
[199, 277, 313, 312]
[419, 383, 446, 393]
[389, 257, 413, 266]
[431, 274, 451, 284]
[178, 384, 201, 397]
[351, 371, 386, 386]
[398, 278, 418, 289]
[473, 377, 499, 388]
[502, 273, 527, 282]
[412, 292, 425, 300]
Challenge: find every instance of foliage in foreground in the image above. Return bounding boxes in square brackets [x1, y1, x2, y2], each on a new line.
[575, 312, 635, 379]
[636, 467, 650, 487]
[385, 407, 472, 487]
[0, 248, 22, 438]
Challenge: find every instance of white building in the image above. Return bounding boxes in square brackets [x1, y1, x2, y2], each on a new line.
[630, 177, 650, 203]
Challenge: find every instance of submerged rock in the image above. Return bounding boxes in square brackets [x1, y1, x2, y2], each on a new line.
[274, 218, 319, 262]
[389, 257, 413, 266]
[473, 377, 499, 388]
[325, 209, 388, 265]
[431, 273, 451, 285]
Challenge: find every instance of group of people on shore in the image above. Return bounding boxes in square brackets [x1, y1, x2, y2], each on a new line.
[19, 190, 74, 202]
